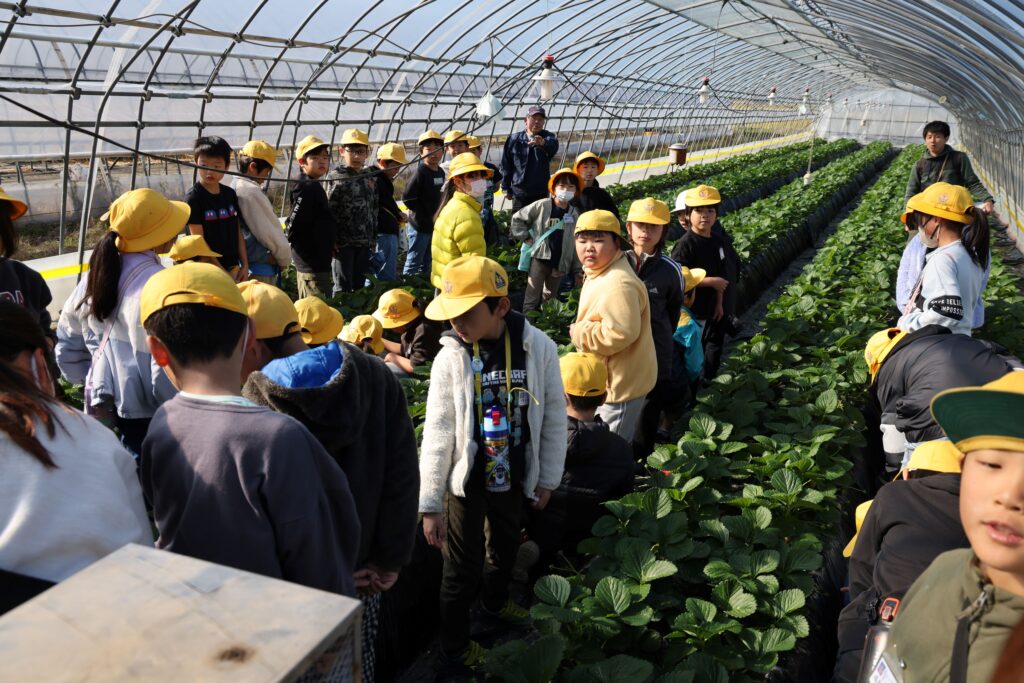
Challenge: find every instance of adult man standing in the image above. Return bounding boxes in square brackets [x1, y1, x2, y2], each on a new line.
[500, 106, 559, 213]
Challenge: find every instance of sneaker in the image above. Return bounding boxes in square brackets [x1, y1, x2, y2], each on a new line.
[436, 640, 486, 680]
[480, 598, 531, 626]
[511, 540, 540, 583]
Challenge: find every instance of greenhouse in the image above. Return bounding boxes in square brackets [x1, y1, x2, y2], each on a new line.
[0, 1, 1023, 682]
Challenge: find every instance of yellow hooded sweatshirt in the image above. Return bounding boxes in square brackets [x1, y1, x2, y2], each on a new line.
[570, 250, 657, 403]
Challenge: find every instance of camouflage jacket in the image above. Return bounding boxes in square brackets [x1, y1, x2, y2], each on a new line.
[326, 165, 379, 249]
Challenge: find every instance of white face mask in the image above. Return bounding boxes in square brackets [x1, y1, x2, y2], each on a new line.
[555, 189, 575, 202]
[917, 217, 941, 248]
[467, 178, 488, 199]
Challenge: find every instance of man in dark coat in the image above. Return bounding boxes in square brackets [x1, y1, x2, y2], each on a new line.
[500, 106, 559, 212]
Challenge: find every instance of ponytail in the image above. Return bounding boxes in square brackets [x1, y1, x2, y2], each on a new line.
[0, 301, 61, 469]
[434, 180, 459, 223]
[78, 231, 122, 321]
[961, 209, 990, 270]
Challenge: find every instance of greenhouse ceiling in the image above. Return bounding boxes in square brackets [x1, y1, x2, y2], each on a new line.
[1, 1, 1022, 150]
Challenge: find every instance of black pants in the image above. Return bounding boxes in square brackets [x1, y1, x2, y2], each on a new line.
[439, 485, 523, 654]
[701, 317, 728, 380]
[511, 194, 547, 213]
[333, 246, 371, 294]
[634, 378, 675, 459]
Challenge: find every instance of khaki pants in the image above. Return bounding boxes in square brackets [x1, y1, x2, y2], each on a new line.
[248, 273, 278, 285]
[296, 271, 332, 299]
[523, 259, 563, 313]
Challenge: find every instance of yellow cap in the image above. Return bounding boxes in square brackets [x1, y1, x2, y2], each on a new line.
[237, 280, 301, 340]
[140, 261, 248, 325]
[901, 182, 974, 225]
[101, 188, 189, 254]
[575, 209, 621, 235]
[448, 152, 493, 179]
[444, 130, 467, 145]
[682, 185, 722, 208]
[425, 255, 508, 321]
[417, 130, 444, 146]
[377, 143, 408, 164]
[864, 328, 908, 382]
[931, 371, 1024, 454]
[897, 440, 962, 481]
[295, 296, 345, 345]
[239, 140, 278, 168]
[466, 135, 482, 149]
[295, 135, 329, 160]
[373, 288, 421, 329]
[843, 501, 874, 557]
[341, 314, 384, 355]
[682, 266, 706, 293]
[340, 128, 370, 147]
[626, 197, 671, 225]
[0, 186, 27, 220]
[168, 235, 221, 263]
[548, 168, 582, 194]
[573, 151, 606, 176]
[560, 352, 608, 397]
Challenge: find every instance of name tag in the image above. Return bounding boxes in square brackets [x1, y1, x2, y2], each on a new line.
[870, 657, 900, 683]
[434, 177, 444, 186]
[719, 247, 726, 260]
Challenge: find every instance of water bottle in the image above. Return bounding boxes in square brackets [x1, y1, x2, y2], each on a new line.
[856, 597, 901, 683]
[482, 404, 511, 493]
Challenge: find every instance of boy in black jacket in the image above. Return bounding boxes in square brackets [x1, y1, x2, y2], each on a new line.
[522, 352, 634, 581]
[833, 441, 968, 682]
[402, 130, 445, 277]
[286, 135, 336, 298]
[574, 151, 619, 218]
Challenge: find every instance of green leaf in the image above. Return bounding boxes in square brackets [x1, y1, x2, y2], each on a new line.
[534, 575, 571, 607]
[770, 468, 803, 496]
[718, 441, 747, 455]
[775, 588, 806, 614]
[689, 413, 717, 439]
[725, 589, 757, 619]
[570, 655, 655, 683]
[591, 515, 620, 537]
[815, 388, 839, 413]
[655, 672, 695, 683]
[679, 476, 704, 495]
[699, 519, 730, 543]
[530, 603, 583, 623]
[750, 549, 780, 575]
[642, 488, 673, 519]
[484, 634, 566, 683]
[595, 576, 632, 615]
[620, 604, 655, 627]
[685, 597, 718, 623]
[758, 627, 797, 654]
[643, 559, 679, 583]
[783, 547, 822, 572]
[747, 506, 772, 529]
[703, 560, 734, 580]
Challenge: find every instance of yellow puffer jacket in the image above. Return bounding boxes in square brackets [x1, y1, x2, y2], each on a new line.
[570, 251, 657, 403]
[430, 192, 486, 288]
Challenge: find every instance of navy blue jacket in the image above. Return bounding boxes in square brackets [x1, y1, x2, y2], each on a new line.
[500, 129, 559, 200]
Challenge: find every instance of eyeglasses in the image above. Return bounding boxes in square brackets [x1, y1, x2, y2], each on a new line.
[343, 146, 369, 155]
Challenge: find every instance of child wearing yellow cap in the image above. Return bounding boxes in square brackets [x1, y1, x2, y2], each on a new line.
[373, 288, 442, 377]
[624, 197, 684, 456]
[186, 136, 248, 282]
[897, 182, 990, 336]
[669, 184, 740, 380]
[834, 440, 968, 683]
[573, 151, 619, 218]
[228, 140, 292, 286]
[518, 352, 633, 583]
[55, 188, 183, 453]
[327, 129, 377, 295]
[137, 262, 359, 598]
[237, 280, 308, 382]
[570, 209, 657, 443]
[510, 167, 583, 312]
[467, 136, 504, 246]
[0, 186, 54, 341]
[374, 143, 408, 281]
[661, 266, 707, 437]
[242, 280, 418, 682]
[401, 130, 446, 277]
[876, 372, 1024, 681]
[429, 153, 490, 290]
[287, 134, 336, 298]
[167, 234, 224, 267]
[418, 255, 566, 676]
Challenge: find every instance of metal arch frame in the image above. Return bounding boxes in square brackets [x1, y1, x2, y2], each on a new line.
[75, 1, 201, 277]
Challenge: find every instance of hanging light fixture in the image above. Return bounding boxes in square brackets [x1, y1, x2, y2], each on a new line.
[767, 85, 776, 105]
[698, 76, 710, 106]
[799, 87, 810, 115]
[532, 55, 559, 102]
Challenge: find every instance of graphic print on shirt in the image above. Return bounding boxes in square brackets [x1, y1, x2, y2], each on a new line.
[480, 367, 529, 447]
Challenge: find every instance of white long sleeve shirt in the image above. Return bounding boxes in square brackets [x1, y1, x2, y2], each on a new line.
[229, 176, 292, 270]
[898, 241, 985, 336]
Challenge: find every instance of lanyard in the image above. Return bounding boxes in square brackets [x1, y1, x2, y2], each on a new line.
[472, 328, 512, 436]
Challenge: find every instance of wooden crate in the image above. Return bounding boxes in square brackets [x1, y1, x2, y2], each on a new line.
[0, 544, 362, 682]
